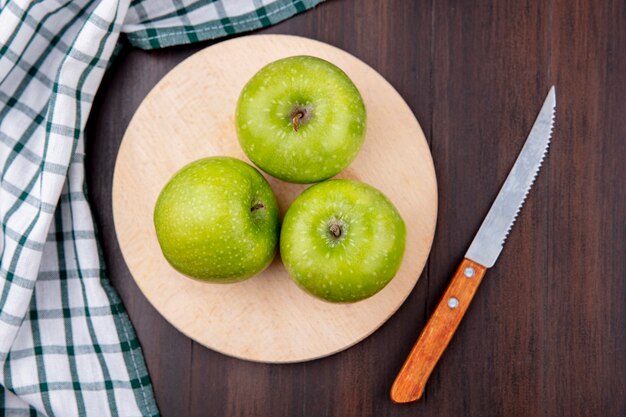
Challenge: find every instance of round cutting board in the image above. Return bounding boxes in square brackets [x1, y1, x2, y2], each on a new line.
[113, 35, 437, 363]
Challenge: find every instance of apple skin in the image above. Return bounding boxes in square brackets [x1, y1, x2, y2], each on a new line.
[236, 56, 366, 184]
[153, 157, 279, 283]
[280, 179, 406, 302]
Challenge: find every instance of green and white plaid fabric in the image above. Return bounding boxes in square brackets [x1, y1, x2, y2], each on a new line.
[0, 0, 321, 415]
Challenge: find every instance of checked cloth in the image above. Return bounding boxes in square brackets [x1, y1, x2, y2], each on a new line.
[0, 0, 321, 415]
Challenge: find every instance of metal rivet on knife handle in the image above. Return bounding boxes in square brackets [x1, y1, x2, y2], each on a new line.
[464, 267, 475, 278]
[447, 297, 459, 309]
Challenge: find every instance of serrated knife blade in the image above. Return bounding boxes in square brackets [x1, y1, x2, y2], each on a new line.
[465, 86, 556, 267]
[391, 87, 556, 404]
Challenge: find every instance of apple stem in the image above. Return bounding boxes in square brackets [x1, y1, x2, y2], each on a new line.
[329, 223, 342, 238]
[251, 203, 265, 212]
[292, 111, 304, 132]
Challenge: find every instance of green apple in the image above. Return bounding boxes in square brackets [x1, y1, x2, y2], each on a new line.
[280, 179, 406, 302]
[236, 56, 367, 184]
[153, 157, 279, 282]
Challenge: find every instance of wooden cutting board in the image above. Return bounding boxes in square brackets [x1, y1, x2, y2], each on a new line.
[112, 34, 437, 363]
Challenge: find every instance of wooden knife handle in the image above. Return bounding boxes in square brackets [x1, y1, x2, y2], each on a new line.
[390, 258, 487, 403]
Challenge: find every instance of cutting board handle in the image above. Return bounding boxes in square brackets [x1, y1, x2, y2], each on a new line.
[390, 258, 487, 403]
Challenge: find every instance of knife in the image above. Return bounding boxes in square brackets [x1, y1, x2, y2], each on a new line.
[390, 86, 556, 403]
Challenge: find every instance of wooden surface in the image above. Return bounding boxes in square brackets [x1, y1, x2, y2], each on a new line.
[85, 0, 626, 415]
[391, 259, 487, 403]
[112, 35, 437, 363]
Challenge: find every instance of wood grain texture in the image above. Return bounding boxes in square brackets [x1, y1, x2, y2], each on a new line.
[391, 259, 487, 403]
[85, 0, 626, 415]
[112, 35, 437, 363]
